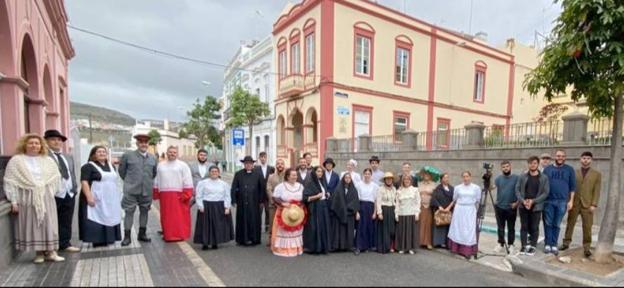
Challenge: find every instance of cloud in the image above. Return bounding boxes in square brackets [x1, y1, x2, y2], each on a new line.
[66, 0, 559, 122]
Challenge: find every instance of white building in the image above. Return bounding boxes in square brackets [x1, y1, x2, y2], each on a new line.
[221, 36, 276, 171]
[133, 119, 200, 161]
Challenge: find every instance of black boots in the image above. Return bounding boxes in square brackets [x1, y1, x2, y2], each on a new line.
[121, 230, 132, 246]
[138, 227, 151, 242]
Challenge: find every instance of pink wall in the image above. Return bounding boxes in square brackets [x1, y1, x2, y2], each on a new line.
[0, 0, 74, 155]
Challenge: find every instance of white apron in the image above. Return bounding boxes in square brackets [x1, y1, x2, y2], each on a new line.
[87, 162, 122, 226]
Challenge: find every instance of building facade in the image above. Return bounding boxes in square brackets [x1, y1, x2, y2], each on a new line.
[221, 36, 276, 172]
[0, 0, 75, 155]
[272, 0, 551, 166]
[133, 119, 201, 162]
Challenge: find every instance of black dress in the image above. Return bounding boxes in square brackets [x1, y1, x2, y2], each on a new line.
[303, 174, 331, 254]
[231, 169, 266, 245]
[431, 184, 454, 247]
[78, 162, 122, 246]
[329, 180, 360, 252]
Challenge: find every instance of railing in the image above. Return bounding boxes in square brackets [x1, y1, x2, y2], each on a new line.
[332, 138, 354, 153]
[278, 74, 304, 97]
[370, 135, 401, 152]
[484, 121, 563, 148]
[304, 142, 318, 157]
[304, 73, 316, 90]
[277, 145, 288, 157]
[417, 129, 467, 151]
[587, 117, 622, 146]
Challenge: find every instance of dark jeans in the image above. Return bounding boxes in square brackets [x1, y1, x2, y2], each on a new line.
[55, 193, 76, 249]
[519, 207, 541, 247]
[494, 206, 517, 246]
[544, 200, 567, 247]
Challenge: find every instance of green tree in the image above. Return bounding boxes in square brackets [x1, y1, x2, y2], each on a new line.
[147, 129, 162, 156]
[525, 0, 624, 263]
[180, 96, 222, 150]
[226, 86, 271, 154]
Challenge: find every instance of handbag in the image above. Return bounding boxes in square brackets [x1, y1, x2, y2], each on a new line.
[434, 209, 452, 226]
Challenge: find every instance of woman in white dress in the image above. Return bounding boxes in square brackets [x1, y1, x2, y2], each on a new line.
[193, 166, 233, 250]
[271, 168, 305, 257]
[448, 171, 482, 259]
[4, 134, 64, 263]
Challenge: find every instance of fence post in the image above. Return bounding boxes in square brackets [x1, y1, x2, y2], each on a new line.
[464, 123, 486, 149]
[358, 134, 372, 152]
[326, 137, 337, 153]
[562, 112, 589, 145]
[401, 130, 419, 151]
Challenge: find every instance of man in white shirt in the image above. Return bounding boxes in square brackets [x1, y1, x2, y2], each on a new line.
[369, 156, 385, 185]
[44, 129, 80, 252]
[253, 152, 275, 232]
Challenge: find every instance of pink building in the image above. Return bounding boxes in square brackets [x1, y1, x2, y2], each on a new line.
[0, 0, 74, 156]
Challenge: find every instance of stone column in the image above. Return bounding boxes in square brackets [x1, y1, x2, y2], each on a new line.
[358, 134, 372, 152]
[562, 112, 589, 145]
[464, 123, 486, 149]
[400, 130, 419, 151]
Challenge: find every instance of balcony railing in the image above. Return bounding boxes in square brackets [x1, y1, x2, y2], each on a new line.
[304, 142, 318, 157]
[278, 74, 304, 97]
[277, 145, 288, 157]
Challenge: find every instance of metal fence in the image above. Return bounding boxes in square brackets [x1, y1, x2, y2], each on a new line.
[484, 121, 563, 148]
[416, 129, 467, 151]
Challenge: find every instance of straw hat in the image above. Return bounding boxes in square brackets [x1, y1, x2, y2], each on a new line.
[281, 205, 305, 228]
[382, 172, 394, 180]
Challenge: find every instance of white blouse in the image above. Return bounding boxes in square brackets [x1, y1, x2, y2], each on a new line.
[25, 156, 43, 182]
[195, 178, 231, 209]
[355, 181, 379, 203]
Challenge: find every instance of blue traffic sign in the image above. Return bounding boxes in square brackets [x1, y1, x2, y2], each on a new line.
[232, 129, 245, 146]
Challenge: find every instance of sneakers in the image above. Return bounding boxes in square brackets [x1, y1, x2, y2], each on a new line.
[45, 251, 65, 262]
[493, 244, 505, 254]
[519, 246, 528, 255]
[508, 245, 516, 255]
[584, 250, 592, 258]
[408, 250, 415, 255]
[552, 246, 559, 256]
[399, 251, 404, 254]
[544, 245, 552, 254]
[526, 246, 537, 256]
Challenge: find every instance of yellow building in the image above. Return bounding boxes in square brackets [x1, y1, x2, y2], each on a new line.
[273, 0, 550, 166]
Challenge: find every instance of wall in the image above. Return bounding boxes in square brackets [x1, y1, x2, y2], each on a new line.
[327, 145, 624, 226]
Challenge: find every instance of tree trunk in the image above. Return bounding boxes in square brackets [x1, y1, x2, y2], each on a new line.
[595, 94, 623, 263]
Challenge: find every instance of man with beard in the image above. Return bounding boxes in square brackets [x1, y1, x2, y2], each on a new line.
[515, 156, 550, 256]
[190, 149, 213, 189]
[297, 157, 310, 184]
[265, 159, 286, 245]
[254, 152, 275, 232]
[493, 160, 519, 255]
[543, 150, 576, 256]
[231, 156, 266, 246]
[303, 152, 313, 170]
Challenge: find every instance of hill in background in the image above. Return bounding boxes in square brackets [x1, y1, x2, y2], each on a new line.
[70, 102, 136, 126]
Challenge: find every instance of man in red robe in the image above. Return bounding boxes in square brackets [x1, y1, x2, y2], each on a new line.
[153, 146, 193, 242]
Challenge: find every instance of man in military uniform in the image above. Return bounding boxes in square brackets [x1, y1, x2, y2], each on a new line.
[119, 134, 158, 246]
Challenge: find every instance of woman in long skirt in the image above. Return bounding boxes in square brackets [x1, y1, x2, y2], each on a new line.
[193, 166, 233, 250]
[303, 166, 331, 254]
[395, 175, 421, 254]
[354, 168, 378, 254]
[330, 172, 359, 253]
[3, 134, 64, 263]
[418, 170, 437, 250]
[448, 171, 482, 259]
[79, 146, 122, 247]
[432, 173, 454, 248]
[271, 168, 305, 257]
[375, 172, 397, 254]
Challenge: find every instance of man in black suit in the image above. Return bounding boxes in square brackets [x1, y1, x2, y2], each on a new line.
[44, 129, 80, 253]
[254, 152, 275, 233]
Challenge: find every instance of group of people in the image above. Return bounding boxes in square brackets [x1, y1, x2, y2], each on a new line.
[493, 150, 600, 258]
[3, 128, 600, 263]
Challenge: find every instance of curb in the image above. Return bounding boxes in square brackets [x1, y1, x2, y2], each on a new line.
[508, 257, 602, 287]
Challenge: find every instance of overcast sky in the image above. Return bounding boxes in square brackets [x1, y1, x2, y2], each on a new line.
[66, 0, 560, 122]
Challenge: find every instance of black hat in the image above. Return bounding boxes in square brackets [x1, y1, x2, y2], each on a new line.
[369, 155, 380, 163]
[240, 156, 256, 163]
[133, 134, 151, 141]
[323, 158, 336, 168]
[44, 129, 67, 142]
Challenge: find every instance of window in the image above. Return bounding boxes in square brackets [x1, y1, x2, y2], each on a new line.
[353, 105, 373, 152]
[474, 62, 487, 103]
[355, 35, 371, 76]
[436, 118, 451, 148]
[264, 135, 270, 155]
[395, 47, 410, 85]
[291, 42, 300, 74]
[278, 49, 287, 79]
[256, 136, 261, 155]
[305, 33, 315, 73]
[255, 88, 261, 100]
[393, 112, 410, 142]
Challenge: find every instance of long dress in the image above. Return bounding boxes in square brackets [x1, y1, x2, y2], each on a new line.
[418, 181, 436, 247]
[329, 181, 360, 252]
[193, 178, 234, 247]
[271, 182, 304, 257]
[355, 181, 378, 251]
[448, 183, 482, 257]
[395, 186, 421, 252]
[302, 176, 331, 254]
[231, 169, 266, 245]
[4, 155, 61, 252]
[153, 160, 194, 242]
[79, 161, 122, 245]
[431, 184, 454, 247]
[375, 185, 397, 254]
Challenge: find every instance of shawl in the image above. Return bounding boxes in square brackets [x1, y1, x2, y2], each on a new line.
[3, 154, 61, 224]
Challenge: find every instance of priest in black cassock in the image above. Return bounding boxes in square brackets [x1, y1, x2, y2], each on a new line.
[231, 156, 266, 246]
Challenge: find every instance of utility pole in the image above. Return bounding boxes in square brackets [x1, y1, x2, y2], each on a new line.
[88, 113, 93, 144]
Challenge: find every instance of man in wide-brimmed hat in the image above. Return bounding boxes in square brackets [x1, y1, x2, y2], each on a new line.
[44, 129, 80, 253]
[231, 156, 266, 246]
[322, 158, 340, 193]
[119, 133, 158, 246]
